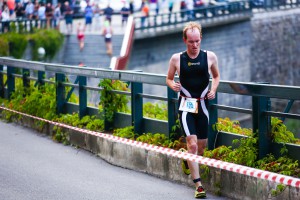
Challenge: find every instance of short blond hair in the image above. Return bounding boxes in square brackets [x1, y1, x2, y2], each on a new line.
[183, 22, 202, 40]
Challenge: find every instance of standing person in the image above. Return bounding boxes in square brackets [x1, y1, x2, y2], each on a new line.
[63, 1, 73, 35]
[53, 3, 62, 30]
[168, 0, 174, 13]
[45, 2, 53, 29]
[120, 2, 130, 27]
[166, 21, 220, 199]
[102, 20, 113, 56]
[15, 2, 25, 20]
[180, 0, 186, 19]
[77, 21, 85, 51]
[1, 5, 10, 33]
[129, 0, 134, 14]
[38, 2, 46, 28]
[140, 1, 149, 28]
[103, 3, 113, 24]
[185, 0, 194, 20]
[93, 3, 102, 31]
[84, 2, 93, 32]
[25, 0, 34, 19]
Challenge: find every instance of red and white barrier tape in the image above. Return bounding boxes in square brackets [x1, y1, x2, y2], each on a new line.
[1, 106, 299, 188]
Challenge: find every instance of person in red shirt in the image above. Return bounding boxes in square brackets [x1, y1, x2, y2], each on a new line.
[7, 0, 15, 17]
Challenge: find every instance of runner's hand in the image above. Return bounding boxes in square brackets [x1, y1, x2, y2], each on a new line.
[173, 82, 181, 92]
[207, 90, 216, 100]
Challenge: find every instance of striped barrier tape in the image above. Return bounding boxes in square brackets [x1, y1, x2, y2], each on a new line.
[0, 106, 299, 188]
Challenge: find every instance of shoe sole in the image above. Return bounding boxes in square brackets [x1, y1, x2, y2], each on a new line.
[195, 193, 206, 199]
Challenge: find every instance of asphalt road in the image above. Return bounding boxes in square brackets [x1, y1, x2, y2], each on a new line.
[0, 121, 228, 200]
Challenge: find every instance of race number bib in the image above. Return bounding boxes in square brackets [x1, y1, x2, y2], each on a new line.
[179, 97, 198, 113]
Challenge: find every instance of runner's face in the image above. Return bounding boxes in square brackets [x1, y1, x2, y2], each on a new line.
[184, 28, 201, 54]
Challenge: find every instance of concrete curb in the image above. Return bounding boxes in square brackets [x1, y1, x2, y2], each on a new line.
[2, 113, 300, 200]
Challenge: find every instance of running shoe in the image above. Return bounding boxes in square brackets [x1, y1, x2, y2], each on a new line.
[195, 185, 206, 199]
[179, 148, 191, 175]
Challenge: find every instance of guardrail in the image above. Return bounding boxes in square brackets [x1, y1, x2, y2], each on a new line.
[0, 57, 299, 161]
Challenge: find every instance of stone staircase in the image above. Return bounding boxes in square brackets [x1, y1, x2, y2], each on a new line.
[62, 34, 124, 68]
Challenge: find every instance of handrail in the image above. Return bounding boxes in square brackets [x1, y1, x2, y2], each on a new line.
[1, 57, 300, 99]
[110, 16, 135, 70]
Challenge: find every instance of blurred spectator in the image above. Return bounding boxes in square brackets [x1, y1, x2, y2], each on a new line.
[32, 1, 39, 20]
[7, 0, 15, 18]
[103, 3, 113, 23]
[45, 2, 53, 29]
[180, 0, 186, 19]
[169, 0, 174, 13]
[53, 2, 61, 30]
[2, 5, 10, 32]
[38, 2, 46, 28]
[185, 0, 194, 20]
[93, 3, 102, 31]
[64, 1, 73, 35]
[15, 2, 25, 19]
[141, 1, 149, 28]
[129, 0, 134, 14]
[25, 0, 34, 19]
[84, 2, 93, 32]
[120, 2, 130, 27]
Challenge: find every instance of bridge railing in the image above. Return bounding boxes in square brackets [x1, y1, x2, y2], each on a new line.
[0, 57, 299, 161]
[133, 0, 300, 38]
[1, 18, 56, 34]
[134, 1, 252, 35]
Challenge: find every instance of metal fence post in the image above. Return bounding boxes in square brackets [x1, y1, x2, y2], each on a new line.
[36, 71, 45, 86]
[167, 87, 178, 138]
[78, 76, 87, 119]
[0, 65, 3, 98]
[208, 94, 218, 150]
[131, 82, 143, 135]
[55, 73, 65, 115]
[252, 95, 271, 159]
[22, 69, 30, 88]
[7, 66, 15, 99]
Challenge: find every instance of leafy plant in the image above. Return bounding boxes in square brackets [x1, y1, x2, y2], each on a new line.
[0, 37, 9, 56]
[270, 184, 287, 197]
[99, 79, 129, 122]
[271, 117, 299, 144]
[3, 33, 28, 59]
[113, 126, 135, 139]
[143, 101, 168, 120]
[53, 126, 70, 145]
[213, 117, 252, 136]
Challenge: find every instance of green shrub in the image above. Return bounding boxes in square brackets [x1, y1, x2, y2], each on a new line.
[29, 29, 64, 60]
[3, 33, 28, 58]
[0, 37, 9, 56]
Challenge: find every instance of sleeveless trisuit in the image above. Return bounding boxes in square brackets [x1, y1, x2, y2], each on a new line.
[178, 50, 210, 139]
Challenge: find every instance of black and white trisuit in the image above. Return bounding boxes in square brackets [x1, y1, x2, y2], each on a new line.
[178, 50, 210, 139]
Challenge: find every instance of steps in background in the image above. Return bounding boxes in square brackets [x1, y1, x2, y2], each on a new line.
[62, 34, 124, 68]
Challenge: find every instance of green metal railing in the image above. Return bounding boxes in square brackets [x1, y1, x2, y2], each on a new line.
[0, 57, 299, 161]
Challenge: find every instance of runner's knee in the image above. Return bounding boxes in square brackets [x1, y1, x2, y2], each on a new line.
[188, 143, 198, 154]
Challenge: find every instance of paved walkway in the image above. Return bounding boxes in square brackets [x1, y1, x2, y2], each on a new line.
[0, 121, 229, 200]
